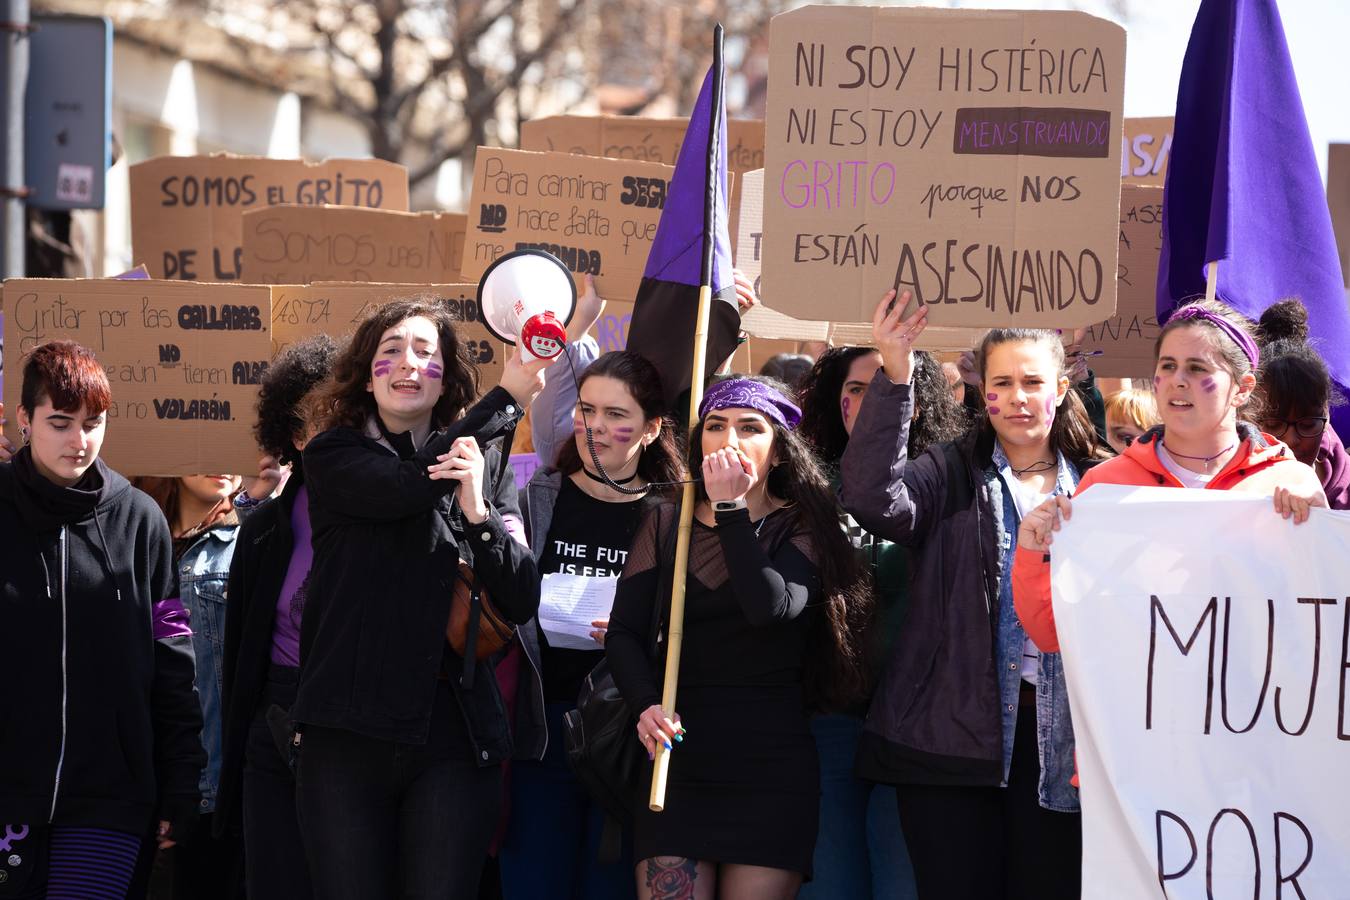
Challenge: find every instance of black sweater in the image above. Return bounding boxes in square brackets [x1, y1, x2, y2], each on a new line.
[606, 502, 820, 717]
[216, 470, 306, 834]
[294, 388, 541, 756]
[0, 452, 205, 833]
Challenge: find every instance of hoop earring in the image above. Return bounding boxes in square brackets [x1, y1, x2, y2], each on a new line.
[20, 427, 29, 445]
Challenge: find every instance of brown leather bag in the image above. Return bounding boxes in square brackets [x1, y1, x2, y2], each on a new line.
[446, 561, 515, 660]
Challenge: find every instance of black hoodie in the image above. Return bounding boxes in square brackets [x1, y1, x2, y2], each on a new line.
[0, 449, 205, 833]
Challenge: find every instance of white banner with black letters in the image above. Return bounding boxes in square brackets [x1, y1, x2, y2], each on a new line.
[1051, 486, 1350, 898]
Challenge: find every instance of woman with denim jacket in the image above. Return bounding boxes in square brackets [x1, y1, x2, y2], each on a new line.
[838, 292, 1110, 900]
[134, 473, 252, 898]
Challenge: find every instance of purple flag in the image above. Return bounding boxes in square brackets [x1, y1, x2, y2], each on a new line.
[1158, 0, 1349, 432]
[625, 55, 741, 411]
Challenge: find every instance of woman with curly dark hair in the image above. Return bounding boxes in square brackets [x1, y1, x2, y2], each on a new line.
[606, 376, 874, 899]
[294, 297, 550, 897]
[212, 333, 338, 900]
[793, 347, 964, 900]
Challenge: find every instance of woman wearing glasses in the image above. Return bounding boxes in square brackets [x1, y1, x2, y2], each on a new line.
[1255, 299, 1350, 508]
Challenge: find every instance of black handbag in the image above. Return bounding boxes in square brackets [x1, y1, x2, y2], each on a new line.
[562, 501, 673, 841]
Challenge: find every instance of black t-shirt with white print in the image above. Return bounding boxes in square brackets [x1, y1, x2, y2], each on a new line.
[537, 477, 647, 703]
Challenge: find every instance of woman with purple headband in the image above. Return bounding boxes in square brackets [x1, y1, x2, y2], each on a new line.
[1013, 297, 1326, 784]
[606, 376, 873, 899]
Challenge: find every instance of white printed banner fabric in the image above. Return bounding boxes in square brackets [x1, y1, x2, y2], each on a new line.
[1050, 485, 1350, 898]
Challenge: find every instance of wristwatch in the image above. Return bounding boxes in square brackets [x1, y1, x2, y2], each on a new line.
[712, 499, 748, 513]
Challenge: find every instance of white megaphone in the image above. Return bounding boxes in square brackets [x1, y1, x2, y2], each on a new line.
[476, 249, 577, 363]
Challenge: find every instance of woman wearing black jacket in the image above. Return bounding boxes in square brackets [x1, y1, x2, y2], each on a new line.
[0, 341, 204, 898]
[293, 298, 548, 899]
[217, 334, 338, 900]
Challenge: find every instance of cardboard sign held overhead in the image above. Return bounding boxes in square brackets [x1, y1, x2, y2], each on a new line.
[762, 6, 1126, 330]
[521, 115, 766, 174]
[2, 279, 272, 476]
[242, 206, 466, 285]
[1078, 185, 1163, 378]
[130, 155, 410, 282]
[1121, 117, 1173, 187]
[1329, 143, 1350, 288]
[735, 168, 766, 295]
[462, 148, 688, 302]
[737, 166, 981, 352]
[270, 282, 504, 391]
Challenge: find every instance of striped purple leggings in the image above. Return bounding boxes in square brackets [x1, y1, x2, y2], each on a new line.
[8, 825, 142, 899]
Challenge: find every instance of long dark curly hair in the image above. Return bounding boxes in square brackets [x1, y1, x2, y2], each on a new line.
[255, 334, 340, 464]
[314, 297, 479, 433]
[554, 351, 685, 494]
[689, 376, 875, 710]
[796, 346, 968, 465]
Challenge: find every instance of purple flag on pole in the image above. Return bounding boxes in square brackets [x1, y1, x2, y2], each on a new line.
[625, 62, 741, 410]
[1158, 0, 1350, 432]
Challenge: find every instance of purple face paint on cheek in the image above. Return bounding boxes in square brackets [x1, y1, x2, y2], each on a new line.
[1202, 376, 1217, 394]
[841, 395, 852, 425]
[612, 426, 635, 444]
[987, 406, 1001, 415]
[1044, 395, 1055, 427]
[986, 393, 998, 402]
[1153, 375, 1161, 388]
[425, 362, 443, 380]
[373, 359, 392, 377]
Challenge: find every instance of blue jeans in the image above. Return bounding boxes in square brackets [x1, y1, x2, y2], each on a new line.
[798, 715, 916, 900]
[499, 703, 635, 900]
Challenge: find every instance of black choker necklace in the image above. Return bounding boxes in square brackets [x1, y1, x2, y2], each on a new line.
[1161, 440, 1237, 468]
[1010, 459, 1057, 477]
[584, 467, 638, 486]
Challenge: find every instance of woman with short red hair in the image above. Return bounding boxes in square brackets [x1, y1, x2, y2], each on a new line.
[0, 340, 205, 898]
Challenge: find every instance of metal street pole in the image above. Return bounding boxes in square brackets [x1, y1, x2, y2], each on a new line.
[0, 0, 29, 278]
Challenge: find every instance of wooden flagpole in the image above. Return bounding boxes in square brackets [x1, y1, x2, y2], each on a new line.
[1205, 260, 1218, 302]
[650, 23, 724, 813]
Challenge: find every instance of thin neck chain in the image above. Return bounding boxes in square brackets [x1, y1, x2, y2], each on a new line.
[1010, 459, 1057, 477]
[1161, 440, 1237, 467]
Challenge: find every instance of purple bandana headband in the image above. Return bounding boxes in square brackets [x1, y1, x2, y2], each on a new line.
[698, 378, 802, 429]
[1166, 305, 1260, 368]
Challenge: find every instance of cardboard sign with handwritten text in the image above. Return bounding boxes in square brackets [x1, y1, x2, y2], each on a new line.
[1328, 143, 1350, 288]
[130, 155, 409, 282]
[738, 167, 982, 352]
[2, 279, 272, 475]
[763, 7, 1126, 329]
[1078, 185, 1163, 378]
[462, 148, 697, 302]
[242, 206, 466, 285]
[521, 115, 766, 173]
[1121, 117, 1173, 187]
[270, 282, 504, 391]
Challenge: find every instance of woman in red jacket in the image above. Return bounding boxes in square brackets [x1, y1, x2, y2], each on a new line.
[1013, 298, 1327, 673]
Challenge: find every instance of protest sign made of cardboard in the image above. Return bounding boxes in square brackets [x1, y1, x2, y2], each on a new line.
[1050, 486, 1350, 898]
[521, 115, 766, 173]
[269, 282, 504, 390]
[242, 206, 466, 285]
[130, 155, 410, 282]
[1077, 184, 1163, 378]
[738, 167, 982, 352]
[1122, 116, 1173, 186]
[462, 148, 701, 303]
[2, 279, 272, 475]
[1328, 143, 1350, 287]
[762, 6, 1126, 330]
